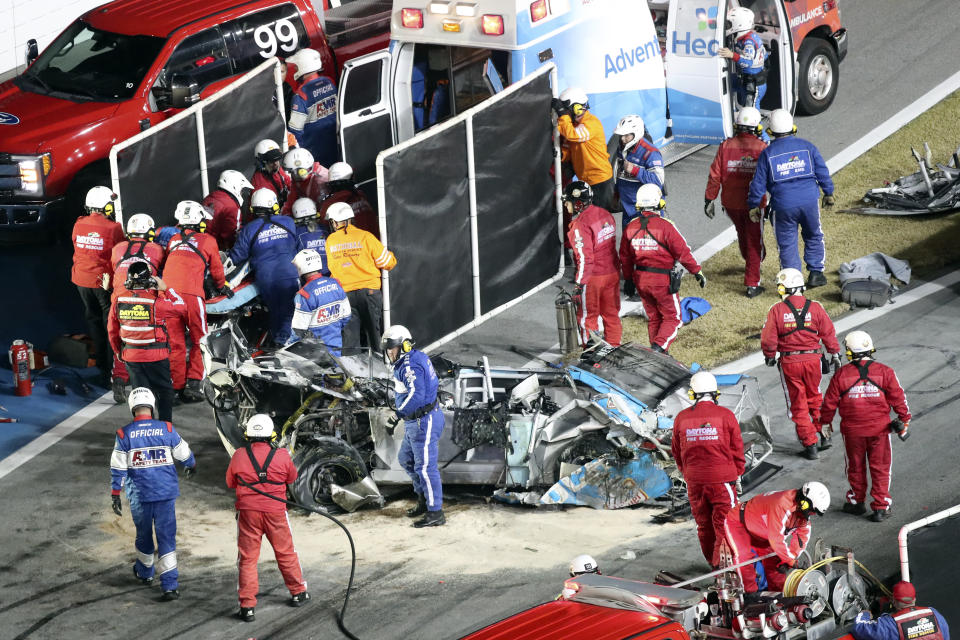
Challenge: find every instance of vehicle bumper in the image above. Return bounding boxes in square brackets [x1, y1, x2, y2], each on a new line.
[0, 198, 64, 234]
[832, 28, 848, 62]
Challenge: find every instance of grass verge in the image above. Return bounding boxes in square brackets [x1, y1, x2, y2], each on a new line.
[622, 89, 960, 368]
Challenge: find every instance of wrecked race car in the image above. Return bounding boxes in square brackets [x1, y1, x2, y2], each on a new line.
[201, 315, 773, 514]
[844, 143, 960, 215]
[461, 540, 890, 640]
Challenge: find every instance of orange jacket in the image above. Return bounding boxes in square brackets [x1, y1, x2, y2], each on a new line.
[740, 490, 812, 567]
[558, 112, 613, 186]
[325, 225, 396, 292]
[71, 214, 125, 288]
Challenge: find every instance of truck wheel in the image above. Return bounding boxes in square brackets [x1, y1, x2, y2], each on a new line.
[291, 438, 367, 511]
[796, 38, 839, 115]
[554, 432, 616, 483]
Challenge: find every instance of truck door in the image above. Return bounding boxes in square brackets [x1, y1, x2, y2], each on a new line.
[664, 0, 732, 143]
[337, 49, 395, 188]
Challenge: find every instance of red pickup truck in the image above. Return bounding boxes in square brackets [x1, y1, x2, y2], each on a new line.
[0, 0, 388, 240]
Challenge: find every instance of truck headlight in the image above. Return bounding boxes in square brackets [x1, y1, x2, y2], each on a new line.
[12, 153, 52, 196]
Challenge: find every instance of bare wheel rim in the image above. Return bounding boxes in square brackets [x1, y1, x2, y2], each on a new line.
[807, 53, 834, 101]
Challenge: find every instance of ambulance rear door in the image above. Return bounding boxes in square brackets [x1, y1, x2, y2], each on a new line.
[338, 49, 396, 188]
[664, 0, 732, 143]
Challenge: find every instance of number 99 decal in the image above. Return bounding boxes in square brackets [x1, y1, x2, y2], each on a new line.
[254, 19, 300, 58]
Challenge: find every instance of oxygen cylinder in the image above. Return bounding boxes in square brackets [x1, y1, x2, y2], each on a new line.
[555, 290, 579, 355]
[10, 340, 32, 396]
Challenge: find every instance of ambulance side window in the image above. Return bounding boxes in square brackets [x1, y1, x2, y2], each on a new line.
[154, 28, 233, 94]
[223, 3, 310, 72]
[342, 59, 382, 113]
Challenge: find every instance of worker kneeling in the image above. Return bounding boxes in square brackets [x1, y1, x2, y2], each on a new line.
[722, 481, 829, 595]
[672, 372, 744, 567]
[290, 249, 350, 356]
[383, 325, 446, 527]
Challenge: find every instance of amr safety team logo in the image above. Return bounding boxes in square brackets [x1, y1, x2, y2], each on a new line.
[130, 447, 171, 468]
[695, 6, 718, 30]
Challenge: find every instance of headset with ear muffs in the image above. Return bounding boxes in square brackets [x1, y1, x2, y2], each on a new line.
[401, 338, 413, 353]
[845, 346, 875, 361]
[687, 388, 720, 402]
[243, 428, 278, 444]
[146, 227, 156, 242]
[767, 124, 798, 137]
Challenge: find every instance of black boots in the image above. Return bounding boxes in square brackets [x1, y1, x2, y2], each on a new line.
[413, 510, 446, 528]
[180, 379, 204, 403]
[807, 270, 827, 288]
[290, 591, 310, 607]
[842, 502, 867, 516]
[802, 444, 819, 460]
[745, 285, 765, 298]
[239, 607, 255, 622]
[406, 494, 427, 518]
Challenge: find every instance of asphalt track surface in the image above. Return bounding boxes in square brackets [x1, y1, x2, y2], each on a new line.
[3, 1, 960, 638]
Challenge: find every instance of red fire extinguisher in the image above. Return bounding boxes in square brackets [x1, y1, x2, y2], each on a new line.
[10, 340, 32, 397]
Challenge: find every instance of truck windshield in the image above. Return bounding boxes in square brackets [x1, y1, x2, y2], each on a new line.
[18, 20, 165, 102]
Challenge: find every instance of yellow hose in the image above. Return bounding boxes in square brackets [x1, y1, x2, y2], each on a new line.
[783, 556, 893, 599]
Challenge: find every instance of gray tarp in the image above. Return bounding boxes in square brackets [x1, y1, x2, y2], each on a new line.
[838, 252, 912, 286]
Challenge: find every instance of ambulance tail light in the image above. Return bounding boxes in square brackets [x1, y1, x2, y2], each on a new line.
[401, 8, 424, 28]
[481, 14, 504, 35]
[530, 0, 548, 22]
[824, 0, 837, 9]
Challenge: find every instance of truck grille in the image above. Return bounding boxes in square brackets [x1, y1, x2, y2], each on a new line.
[0, 155, 21, 193]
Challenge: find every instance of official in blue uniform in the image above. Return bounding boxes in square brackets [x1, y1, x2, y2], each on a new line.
[613, 115, 665, 222]
[230, 189, 301, 344]
[287, 48, 338, 168]
[852, 581, 949, 640]
[291, 197, 330, 275]
[719, 7, 767, 109]
[382, 325, 446, 528]
[110, 387, 196, 600]
[747, 109, 834, 288]
[290, 249, 350, 355]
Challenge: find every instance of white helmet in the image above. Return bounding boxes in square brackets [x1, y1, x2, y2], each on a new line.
[614, 115, 645, 150]
[85, 186, 117, 216]
[128, 387, 156, 418]
[245, 413, 275, 439]
[776, 268, 805, 295]
[326, 202, 355, 224]
[250, 188, 279, 215]
[569, 554, 601, 577]
[174, 200, 210, 226]
[328, 162, 354, 182]
[735, 106, 762, 129]
[291, 197, 318, 221]
[126, 213, 155, 237]
[284, 147, 315, 182]
[292, 248, 325, 276]
[689, 371, 718, 396]
[218, 170, 254, 202]
[288, 48, 324, 80]
[559, 87, 589, 108]
[380, 324, 414, 352]
[726, 7, 754, 36]
[255, 139, 283, 164]
[801, 481, 831, 516]
[768, 109, 796, 136]
[634, 184, 664, 211]
[844, 331, 875, 357]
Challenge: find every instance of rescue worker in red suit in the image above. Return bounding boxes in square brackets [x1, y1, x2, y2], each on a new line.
[563, 181, 622, 346]
[722, 482, 829, 596]
[280, 147, 330, 217]
[107, 213, 165, 404]
[317, 161, 379, 237]
[204, 170, 254, 251]
[672, 371, 745, 567]
[820, 331, 911, 522]
[704, 106, 768, 298]
[761, 268, 840, 459]
[71, 186, 125, 387]
[226, 414, 309, 622]
[852, 581, 950, 640]
[161, 201, 229, 403]
[107, 262, 178, 422]
[251, 139, 292, 211]
[620, 184, 706, 353]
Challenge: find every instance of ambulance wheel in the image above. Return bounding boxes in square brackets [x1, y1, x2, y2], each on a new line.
[554, 433, 616, 484]
[797, 38, 839, 115]
[291, 438, 367, 511]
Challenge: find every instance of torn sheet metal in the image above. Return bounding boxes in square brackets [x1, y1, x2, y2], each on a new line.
[330, 476, 385, 512]
[539, 449, 672, 509]
[842, 143, 960, 215]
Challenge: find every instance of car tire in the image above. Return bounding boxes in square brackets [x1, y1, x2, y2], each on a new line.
[553, 432, 616, 484]
[214, 409, 246, 454]
[796, 38, 839, 115]
[291, 437, 368, 511]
